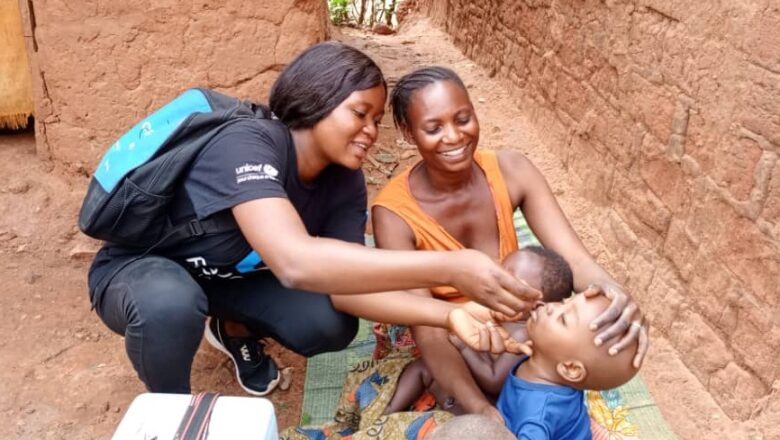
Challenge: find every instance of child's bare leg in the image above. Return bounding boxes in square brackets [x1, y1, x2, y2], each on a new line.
[429, 380, 465, 415]
[385, 359, 434, 414]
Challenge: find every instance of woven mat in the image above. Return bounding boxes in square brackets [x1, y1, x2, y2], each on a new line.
[300, 318, 375, 425]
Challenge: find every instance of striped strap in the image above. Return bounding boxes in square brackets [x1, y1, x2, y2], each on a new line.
[173, 392, 221, 440]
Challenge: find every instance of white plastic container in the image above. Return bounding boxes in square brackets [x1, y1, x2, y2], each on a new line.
[112, 393, 279, 440]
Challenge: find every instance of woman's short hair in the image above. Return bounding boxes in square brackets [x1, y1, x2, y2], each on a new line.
[390, 66, 468, 130]
[269, 41, 386, 129]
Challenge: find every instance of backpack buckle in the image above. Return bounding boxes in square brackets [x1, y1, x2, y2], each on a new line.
[188, 220, 205, 237]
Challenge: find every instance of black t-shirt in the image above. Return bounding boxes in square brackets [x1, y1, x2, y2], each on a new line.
[91, 118, 367, 285]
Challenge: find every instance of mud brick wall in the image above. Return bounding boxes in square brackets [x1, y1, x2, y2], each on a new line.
[18, 0, 329, 169]
[417, 0, 780, 421]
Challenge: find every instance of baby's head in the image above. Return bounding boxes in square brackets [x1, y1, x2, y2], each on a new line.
[502, 246, 573, 303]
[426, 414, 515, 440]
[527, 293, 639, 390]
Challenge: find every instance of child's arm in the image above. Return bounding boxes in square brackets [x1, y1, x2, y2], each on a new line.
[453, 322, 528, 396]
[460, 349, 523, 396]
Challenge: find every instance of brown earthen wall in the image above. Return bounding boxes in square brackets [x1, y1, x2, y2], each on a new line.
[19, 0, 329, 169]
[415, 0, 780, 421]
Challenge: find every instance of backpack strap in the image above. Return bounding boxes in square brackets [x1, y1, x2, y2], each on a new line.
[155, 215, 238, 251]
[173, 392, 221, 440]
[105, 214, 237, 259]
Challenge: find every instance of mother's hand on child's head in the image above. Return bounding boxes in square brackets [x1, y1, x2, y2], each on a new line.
[451, 249, 543, 317]
[584, 283, 649, 368]
[447, 302, 533, 356]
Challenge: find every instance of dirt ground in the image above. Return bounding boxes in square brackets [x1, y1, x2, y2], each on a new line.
[0, 21, 765, 440]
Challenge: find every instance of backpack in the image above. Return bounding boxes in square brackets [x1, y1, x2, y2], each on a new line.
[78, 88, 271, 250]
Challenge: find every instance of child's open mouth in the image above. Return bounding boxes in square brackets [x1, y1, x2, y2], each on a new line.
[530, 302, 544, 321]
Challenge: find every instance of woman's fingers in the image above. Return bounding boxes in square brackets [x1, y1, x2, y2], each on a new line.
[595, 301, 638, 346]
[508, 276, 545, 302]
[449, 305, 534, 354]
[487, 293, 522, 317]
[497, 271, 543, 306]
[457, 250, 542, 315]
[488, 283, 532, 316]
[492, 279, 541, 316]
[504, 338, 533, 356]
[606, 313, 641, 355]
[633, 323, 650, 368]
[491, 308, 528, 323]
[447, 309, 481, 350]
[478, 324, 490, 351]
[589, 285, 628, 332]
[583, 283, 604, 298]
[486, 321, 506, 354]
[585, 283, 649, 363]
[490, 321, 534, 356]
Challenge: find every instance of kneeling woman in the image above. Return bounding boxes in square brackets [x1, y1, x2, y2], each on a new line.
[88, 44, 538, 397]
[369, 66, 649, 418]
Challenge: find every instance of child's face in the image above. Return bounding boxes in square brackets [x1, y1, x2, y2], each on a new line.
[403, 80, 480, 172]
[527, 293, 637, 389]
[527, 293, 603, 354]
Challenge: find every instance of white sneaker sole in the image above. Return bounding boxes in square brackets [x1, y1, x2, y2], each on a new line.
[204, 319, 281, 397]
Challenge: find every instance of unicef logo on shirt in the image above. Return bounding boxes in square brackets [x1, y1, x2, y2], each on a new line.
[262, 164, 279, 178]
[235, 162, 280, 184]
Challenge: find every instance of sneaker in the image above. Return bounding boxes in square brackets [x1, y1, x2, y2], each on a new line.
[204, 317, 280, 396]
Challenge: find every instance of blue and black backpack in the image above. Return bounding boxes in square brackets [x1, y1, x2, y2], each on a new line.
[78, 88, 271, 250]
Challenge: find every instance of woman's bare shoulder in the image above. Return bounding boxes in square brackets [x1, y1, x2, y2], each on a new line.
[496, 148, 532, 168]
[371, 205, 417, 250]
[495, 149, 538, 203]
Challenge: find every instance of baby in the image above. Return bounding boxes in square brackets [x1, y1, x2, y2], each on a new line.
[385, 245, 574, 413]
[496, 293, 639, 439]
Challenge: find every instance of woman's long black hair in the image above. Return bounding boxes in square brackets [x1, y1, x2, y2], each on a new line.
[270, 42, 386, 129]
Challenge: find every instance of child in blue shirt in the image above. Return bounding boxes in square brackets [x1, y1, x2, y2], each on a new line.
[496, 293, 639, 439]
[385, 247, 640, 439]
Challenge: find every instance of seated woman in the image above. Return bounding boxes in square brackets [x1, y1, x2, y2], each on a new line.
[370, 66, 649, 421]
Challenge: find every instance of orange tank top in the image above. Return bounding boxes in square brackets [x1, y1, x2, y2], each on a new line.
[372, 150, 518, 303]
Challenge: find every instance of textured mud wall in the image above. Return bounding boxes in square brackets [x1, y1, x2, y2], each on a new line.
[415, 0, 780, 422]
[19, 0, 329, 169]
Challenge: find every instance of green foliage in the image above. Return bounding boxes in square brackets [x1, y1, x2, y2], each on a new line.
[328, 0, 350, 25]
[300, 412, 312, 426]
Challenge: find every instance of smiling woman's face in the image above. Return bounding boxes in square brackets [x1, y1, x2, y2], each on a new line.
[403, 80, 480, 173]
[310, 85, 387, 170]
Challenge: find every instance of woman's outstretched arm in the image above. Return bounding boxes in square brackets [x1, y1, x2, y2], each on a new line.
[331, 288, 453, 328]
[233, 197, 541, 316]
[499, 150, 649, 367]
[332, 291, 529, 354]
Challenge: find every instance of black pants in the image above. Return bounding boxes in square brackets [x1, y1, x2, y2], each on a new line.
[90, 255, 358, 393]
